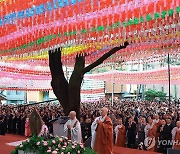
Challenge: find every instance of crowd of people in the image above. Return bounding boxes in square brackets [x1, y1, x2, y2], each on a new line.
[0, 99, 180, 153]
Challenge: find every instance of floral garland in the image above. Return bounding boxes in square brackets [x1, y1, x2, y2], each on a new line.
[11, 136, 95, 154]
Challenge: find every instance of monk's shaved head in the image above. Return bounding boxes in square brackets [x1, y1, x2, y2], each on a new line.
[69, 111, 76, 120]
[101, 107, 108, 117]
[69, 111, 76, 116]
[176, 121, 180, 127]
[154, 114, 159, 119]
[102, 107, 108, 113]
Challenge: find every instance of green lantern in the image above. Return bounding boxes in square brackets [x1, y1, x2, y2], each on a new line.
[161, 10, 167, 18]
[168, 9, 174, 16]
[146, 14, 152, 22]
[134, 17, 139, 25]
[140, 16, 144, 23]
[177, 6, 180, 13]
[127, 18, 133, 26]
[154, 12, 160, 20]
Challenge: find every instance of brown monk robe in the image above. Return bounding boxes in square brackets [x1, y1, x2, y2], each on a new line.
[174, 130, 180, 149]
[153, 115, 161, 138]
[154, 119, 161, 139]
[153, 117, 162, 152]
[147, 125, 157, 151]
[115, 118, 126, 147]
[92, 107, 113, 154]
[172, 121, 180, 149]
[153, 114, 161, 128]
[145, 117, 158, 152]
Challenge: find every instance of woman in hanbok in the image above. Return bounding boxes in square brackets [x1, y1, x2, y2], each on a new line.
[25, 116, 31, 137]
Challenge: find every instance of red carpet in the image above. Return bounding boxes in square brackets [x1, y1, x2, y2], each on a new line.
[0, 135, 160, 154]
[0, 134, 27, 154]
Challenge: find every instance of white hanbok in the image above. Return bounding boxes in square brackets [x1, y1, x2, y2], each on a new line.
[91, 116, 106, 149]
[64, 118, 82, 144]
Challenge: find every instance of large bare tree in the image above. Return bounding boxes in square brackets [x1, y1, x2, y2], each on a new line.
[49, 42, 128, 118]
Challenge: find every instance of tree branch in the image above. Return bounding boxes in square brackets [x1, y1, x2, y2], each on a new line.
[82, 42, 129, 74]
[69, 55, 85, 85]
[73, 55, 85, 73]
[48, 47, 67, 81]
[48, 47, 69, 107]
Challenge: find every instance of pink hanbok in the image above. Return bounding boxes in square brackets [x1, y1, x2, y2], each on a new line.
[25, 118, 31, 137]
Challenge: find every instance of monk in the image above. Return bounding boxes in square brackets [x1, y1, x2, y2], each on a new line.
[172, 121, 180, 149]
[115, 118, 126, 147]
[153, 114, 161, 151]
[144, 117, 157, 151]
[153, 114, 161, 128]
[64, 111, 82, 144]
[91, 107, 113, 154]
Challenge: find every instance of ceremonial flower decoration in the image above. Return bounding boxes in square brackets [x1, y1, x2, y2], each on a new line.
[59, 138, 63, 142]
[19, 145, 23, 148]
[52, 140, 56, 144]
[43, 141, 48, 146]
[12, 135, 95, 154]
[52, 151, 57, 154]
[36, 141, 40, 146]
[26, 139, 30, 143]
[64, 142, 67, 146]
[47, 150, 52, 153]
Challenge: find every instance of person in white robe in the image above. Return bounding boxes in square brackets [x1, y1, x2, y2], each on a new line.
[114, 119, 122, 143]
[91, 107, 108, 149]
[144, 119, 154, 138]
[91, 116, 105, 149]
[114, 118, 126, 146]
[153, 115, 160, 125]
[64, 111, 82, 144]
[153, 114, 161, 128]
[144, 117, 156, 151]
[171, 121, 180, 149]
[38, 121, 49, 137]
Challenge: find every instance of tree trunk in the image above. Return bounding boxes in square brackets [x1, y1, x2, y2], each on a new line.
[63, 55, 85, 119]
[49, 48, 69, 112]
[49, 42, 129, 119]
[49, 50, 84, 119]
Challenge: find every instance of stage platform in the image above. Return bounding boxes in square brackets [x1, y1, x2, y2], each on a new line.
[0, 134, 160, 154]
